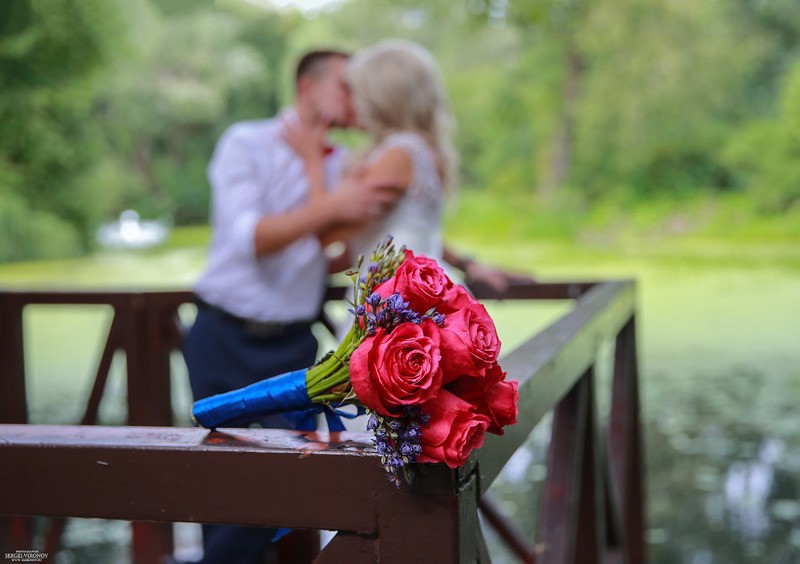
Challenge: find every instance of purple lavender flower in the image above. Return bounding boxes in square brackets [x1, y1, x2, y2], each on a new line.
[356, 305, 367, 316]
[366, 376, 433, 488]
[366, 292, 381, 307]
[367, 413, 379, 430]
[368, 262, 379, 273]
[386, 293, 408, 311]
[400, 442, 416, 457]
[389, 454, 404, 468]
[375, 438, 390, 456]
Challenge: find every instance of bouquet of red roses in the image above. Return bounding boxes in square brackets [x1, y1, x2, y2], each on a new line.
[192, 236, 518, 486]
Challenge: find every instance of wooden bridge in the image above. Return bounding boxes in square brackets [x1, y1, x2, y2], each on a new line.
[0, 280, 645, 563]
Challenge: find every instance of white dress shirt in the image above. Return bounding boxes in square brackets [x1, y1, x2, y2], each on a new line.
[194, 110, 346, 322]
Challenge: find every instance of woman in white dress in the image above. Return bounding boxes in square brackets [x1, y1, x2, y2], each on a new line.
[286, 39, 529, 287]
[341, 39, 454, 265]
[285, 40, 532, 432]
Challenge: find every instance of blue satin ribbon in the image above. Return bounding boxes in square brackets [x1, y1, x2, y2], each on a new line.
[192, 368, 366, 432]
[292, 403, 366, 432]
[192, 369, 312, 429]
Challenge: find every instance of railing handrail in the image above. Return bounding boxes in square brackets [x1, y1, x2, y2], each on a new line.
[0, 280, 643, 563]
[0, 280, 593, 301]
[478, 280, 635, 492]
[0, 425, 407, 532]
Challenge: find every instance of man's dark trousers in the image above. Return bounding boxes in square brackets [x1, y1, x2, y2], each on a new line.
[183, 306, 319, 564]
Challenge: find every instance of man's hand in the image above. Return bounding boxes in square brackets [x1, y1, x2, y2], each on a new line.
[445, 246, 537, 294]
[329, 176, 405, 225]
[465, 261, 537, 293]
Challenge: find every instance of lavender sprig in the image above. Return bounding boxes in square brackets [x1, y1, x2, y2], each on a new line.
[307, 238, 406, 404]
[351, 291, 445, 335]
[367, 407, 427, 488]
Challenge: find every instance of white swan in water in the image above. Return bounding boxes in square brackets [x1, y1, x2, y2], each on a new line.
[96, 210, 171, 249]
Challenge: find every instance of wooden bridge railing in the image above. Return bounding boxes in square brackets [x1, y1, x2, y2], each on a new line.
[0, 280, 644, 563]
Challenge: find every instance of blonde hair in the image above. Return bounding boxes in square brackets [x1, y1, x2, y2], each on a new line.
[347, 39, 458, 191]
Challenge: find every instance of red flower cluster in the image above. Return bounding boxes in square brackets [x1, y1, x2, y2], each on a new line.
[350, 251, 519, 469]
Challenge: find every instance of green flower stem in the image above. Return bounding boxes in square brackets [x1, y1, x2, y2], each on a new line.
[314, 389, 353, 404]
[305, 326, 358, 401]
[302, 235, 405, 407]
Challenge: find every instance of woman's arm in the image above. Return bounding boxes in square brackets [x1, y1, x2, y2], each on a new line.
[253, 180, 397, 256]
[320, 146, 413, 255]
[283, 120, 412, 258]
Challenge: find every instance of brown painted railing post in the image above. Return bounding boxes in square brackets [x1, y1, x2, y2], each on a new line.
[125, 294, 173, 427]
[0, 292, 32, 553]
[607, 316, 646, 564]
[376, 474, 485, 562]
[574, 370, 605, 564]
[537, 369, 604, 564]
[0, 293, 27, 424]
[124, 295, 175, 564]
[313, 466, 489, 563]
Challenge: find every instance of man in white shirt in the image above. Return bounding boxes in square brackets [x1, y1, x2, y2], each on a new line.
[182, 50, 399, 564]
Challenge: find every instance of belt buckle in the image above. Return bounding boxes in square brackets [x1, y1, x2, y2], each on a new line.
[244, 320, 282, 338]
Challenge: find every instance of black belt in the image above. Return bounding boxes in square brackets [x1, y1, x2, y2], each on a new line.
[195, 297, 313, 339]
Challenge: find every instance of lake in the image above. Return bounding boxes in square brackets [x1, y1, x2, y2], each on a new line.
[2, 237, 799, 563]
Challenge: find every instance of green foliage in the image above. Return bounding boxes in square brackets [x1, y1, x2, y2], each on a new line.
[724, 60, 800, 211]
[560, 0, 765, 198]
[0, 0, 123, 90]
[0, 0, 125, 260]
[0, 0, 295, 261]
[91, 1, 287, 225]
[2, 0, 800, 263]
[0, 191, 82, 261]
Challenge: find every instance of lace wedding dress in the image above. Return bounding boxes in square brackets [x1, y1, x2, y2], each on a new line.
[350, 131, 445, 263]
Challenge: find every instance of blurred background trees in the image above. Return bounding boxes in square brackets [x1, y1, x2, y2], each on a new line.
[1, 0, 799, 261]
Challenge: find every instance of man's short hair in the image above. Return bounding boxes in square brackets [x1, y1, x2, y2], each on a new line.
[295, 50, 350, 85]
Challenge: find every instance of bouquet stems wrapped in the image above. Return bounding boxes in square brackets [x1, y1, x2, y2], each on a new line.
[192, 235, 519, 486]
[192, 238, 404, 430]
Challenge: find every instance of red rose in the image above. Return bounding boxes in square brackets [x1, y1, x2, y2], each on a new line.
[375, 251, 454, 314]
[448, 363, 518, 435]
[439, 283, 477, 314]
[350, 319, 443, 417]
[417, 390, 490, 468]
[439, 302, 501, 381]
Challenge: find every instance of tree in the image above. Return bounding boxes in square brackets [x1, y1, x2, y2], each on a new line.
[87, 0, 290, 224]
[725, 60, 800, 211]
[548, 0, 767, 200]
[0, 0, 125, 260]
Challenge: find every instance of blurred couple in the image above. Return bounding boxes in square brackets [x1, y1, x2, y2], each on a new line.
[182, 39, 530, 564]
